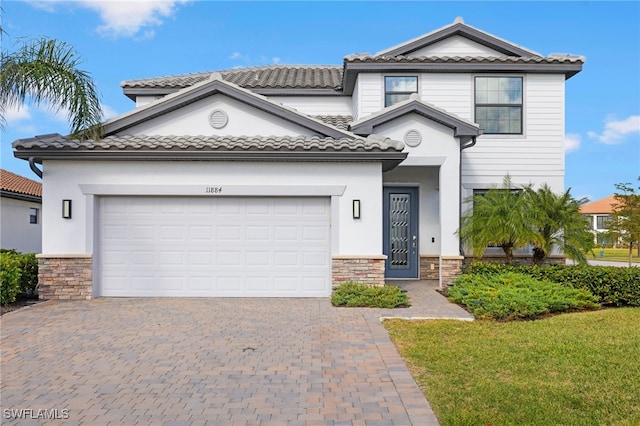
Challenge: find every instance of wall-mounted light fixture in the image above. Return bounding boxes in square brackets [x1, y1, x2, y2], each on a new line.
[352, 199, 361, 219]
[62, 199, 72, 219]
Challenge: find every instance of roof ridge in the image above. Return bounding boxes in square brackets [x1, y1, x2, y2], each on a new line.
[121, 64, 343, 85]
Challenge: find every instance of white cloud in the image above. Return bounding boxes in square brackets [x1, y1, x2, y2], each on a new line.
[101, 104, 119, 120]
[564, 133, 581, 153]
[3, 104, 32, 124]
[588, 115, 640, 144]
[28, 1, 190, 39]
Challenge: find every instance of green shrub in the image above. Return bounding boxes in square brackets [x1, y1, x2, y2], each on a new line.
[331, 282, 410, 308]
[466, 262, 640, 306]
[0, 250, 39, 305]
[1, 252, 22, 305]
[17, 253, 38, 295]
[448, 272, 600, 320]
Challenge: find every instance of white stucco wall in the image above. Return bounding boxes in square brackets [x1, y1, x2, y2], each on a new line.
[123, 94, 320, 137]
[267, 96, 352, 116]
[0, 197, 42, 253]
[40, 161, 383, 257]
[374, 114, 462, 256]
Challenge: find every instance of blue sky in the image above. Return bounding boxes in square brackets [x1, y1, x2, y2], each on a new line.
[2, 0, 639, 202]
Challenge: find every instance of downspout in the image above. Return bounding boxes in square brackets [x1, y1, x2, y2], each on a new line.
[29, 157, 43, 179]
[459, 136, 477, 257]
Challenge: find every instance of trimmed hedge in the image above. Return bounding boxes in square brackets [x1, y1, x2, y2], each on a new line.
[449, 272, 600, 320]
[0, 250, 39, 306]
[331, 282, 410, 308]
[465, 262, 640, 306]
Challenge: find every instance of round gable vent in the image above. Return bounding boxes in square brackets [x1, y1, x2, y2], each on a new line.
[404, 130, 422, 147]
[209, 109, 228, 129]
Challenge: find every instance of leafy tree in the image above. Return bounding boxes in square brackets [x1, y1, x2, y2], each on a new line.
[608, 179, 640, 266]
[526, 184, 594, 265]
[459, 176, 538, 264]
[1, 35, 103, 139]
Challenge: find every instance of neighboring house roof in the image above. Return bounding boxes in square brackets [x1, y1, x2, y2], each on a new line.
[580, 196, 617, 214]
[375, 18, 542, 57]
[105, 73, 353, 139]
[12, 134, 407, 172]
[121, 65, 344, 99]
[350, 94, 481, 140]
[0, 169, 42, 202]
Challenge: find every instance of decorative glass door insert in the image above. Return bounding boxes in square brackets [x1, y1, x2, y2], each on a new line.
[383, 187, 419, 278]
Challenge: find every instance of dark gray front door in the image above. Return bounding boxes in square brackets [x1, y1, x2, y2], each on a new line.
[383, 187, 419, 279]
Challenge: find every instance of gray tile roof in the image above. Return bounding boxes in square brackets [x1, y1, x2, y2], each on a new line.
[344, 54, 585, 64]
[313, 115, 352, 130]
[122, 66, 344, 90]
[13, 134, 403, 152]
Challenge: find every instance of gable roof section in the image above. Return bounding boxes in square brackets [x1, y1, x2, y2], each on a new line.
[0, 169, 42, 202]
[104, 73, 353, 139]
[350, 95, 481, 140]
[580, 196, 617, 214]
[121, 66, 344, 99]
[12, 134, 407, 172]
[376, 19, 541, 58]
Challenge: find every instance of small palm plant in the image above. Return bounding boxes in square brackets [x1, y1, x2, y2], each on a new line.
[526, 185, 594, 265]
[459, 176, 538, 264]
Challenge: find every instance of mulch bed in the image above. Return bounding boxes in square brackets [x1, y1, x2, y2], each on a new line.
[1, 295, 45, 316]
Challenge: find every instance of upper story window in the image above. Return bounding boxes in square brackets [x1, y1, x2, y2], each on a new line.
[29, 208, 39, 224]
[596, 215, 611, 230]
[475, 76, 523, 134]
[384, 76, 418, 107]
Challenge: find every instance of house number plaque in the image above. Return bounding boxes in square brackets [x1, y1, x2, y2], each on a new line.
[205, 187, 223, 194]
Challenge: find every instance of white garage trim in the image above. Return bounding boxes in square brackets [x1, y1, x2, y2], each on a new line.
[81, 184, 346, 196]
[98, 196, 331, 297]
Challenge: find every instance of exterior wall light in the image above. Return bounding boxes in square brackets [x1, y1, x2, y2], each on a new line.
[62, 199, 72, 219]
[352, 199, 361, 219]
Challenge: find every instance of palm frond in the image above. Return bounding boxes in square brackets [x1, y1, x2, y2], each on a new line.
[1, 37, 103, 139]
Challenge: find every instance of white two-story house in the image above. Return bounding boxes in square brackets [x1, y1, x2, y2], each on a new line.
[13, 18, 583, 300]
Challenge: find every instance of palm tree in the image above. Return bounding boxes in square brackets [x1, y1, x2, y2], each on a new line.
[526, 185, 594, 265]
[1, 36, 103, 139]
[459, 176, 538, 264]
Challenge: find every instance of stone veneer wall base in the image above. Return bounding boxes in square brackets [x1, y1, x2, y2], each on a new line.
[332, 255, 386, 287]
[440, 256, 463, 289]
[37, 255, 93, 300]
[420, 255, 440, 280]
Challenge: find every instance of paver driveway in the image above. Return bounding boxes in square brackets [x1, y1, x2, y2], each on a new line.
[1, 282, 471, 425]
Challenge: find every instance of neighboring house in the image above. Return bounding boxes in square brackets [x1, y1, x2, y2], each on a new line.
[580, 195, 617, 245]
[12, 18, 583, 300]
[0, 169, 42, 253]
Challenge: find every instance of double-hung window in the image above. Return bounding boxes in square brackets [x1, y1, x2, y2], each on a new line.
[596, 215, 611, 230]
[475, 76, 523, 134]
[29, 208, 38, 224]
[384, 76, 418, 107]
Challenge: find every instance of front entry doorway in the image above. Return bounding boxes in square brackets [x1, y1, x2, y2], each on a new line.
[383, 186, 419, 279]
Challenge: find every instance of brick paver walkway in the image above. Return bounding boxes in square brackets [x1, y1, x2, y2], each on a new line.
[1, 281, 471, 425]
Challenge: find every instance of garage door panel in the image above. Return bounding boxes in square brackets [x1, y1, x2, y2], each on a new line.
[99, 196, 330, 297]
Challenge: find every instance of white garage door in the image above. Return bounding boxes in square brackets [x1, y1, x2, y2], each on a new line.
[99, 196, 331, 297]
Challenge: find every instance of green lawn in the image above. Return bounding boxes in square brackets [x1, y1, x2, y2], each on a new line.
[592, 248, 640, 263]
[384, 308, 640, 426]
